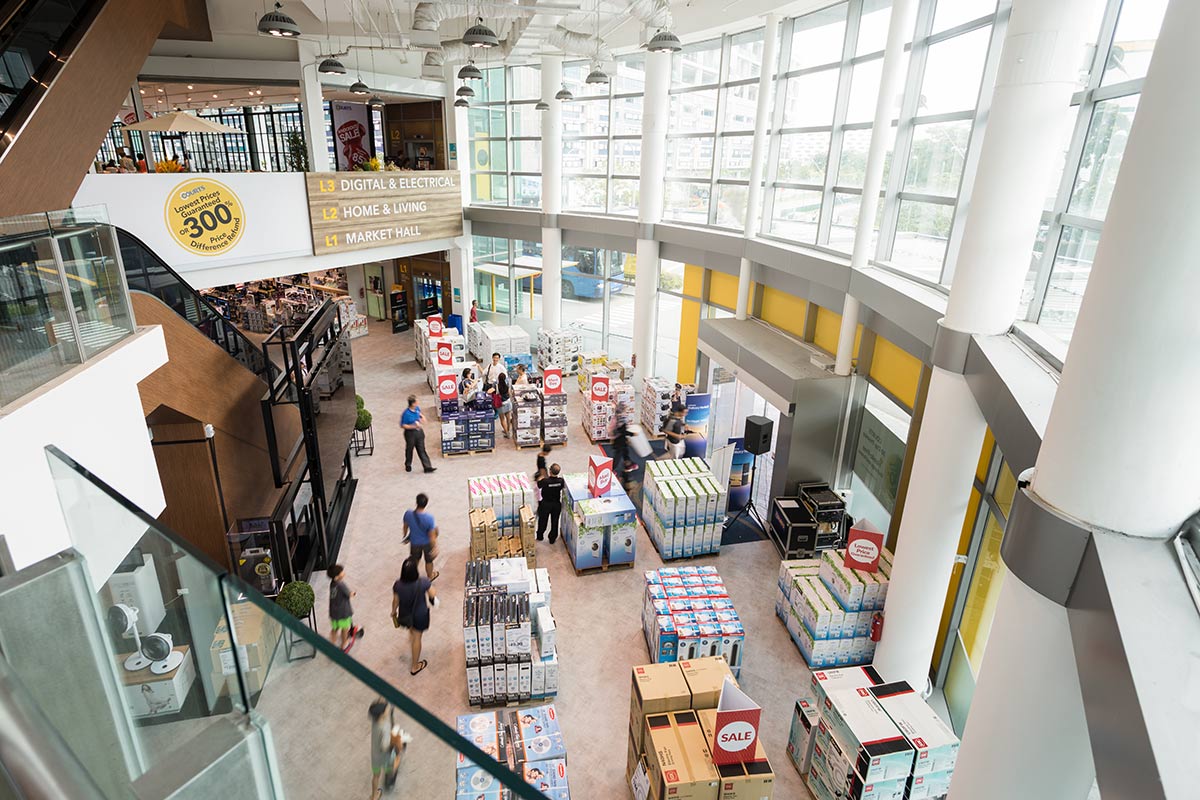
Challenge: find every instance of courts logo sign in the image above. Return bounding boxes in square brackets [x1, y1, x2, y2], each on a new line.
[164, 178, 245, 256]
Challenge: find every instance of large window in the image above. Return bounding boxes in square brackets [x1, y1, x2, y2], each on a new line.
[471, 236, 546, 345]
[764, 0, 1001, 287]
[1020, 0, 1168, 345]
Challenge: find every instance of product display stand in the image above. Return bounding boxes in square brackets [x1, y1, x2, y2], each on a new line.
[727, 452, 767, 533]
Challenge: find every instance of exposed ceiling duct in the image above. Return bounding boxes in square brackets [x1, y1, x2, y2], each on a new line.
[411, 2, 530, 32]
[546, 23, 611, 60]
[624, 0, 673, 31]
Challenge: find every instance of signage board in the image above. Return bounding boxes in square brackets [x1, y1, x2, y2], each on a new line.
[305, 171, 463, 256]
[589, 374, 610, 403]
[711, 678, 762, 766]
[330, 101, 371, 170]
[437, 340, 454, 366]
[428, 315, 444, 337]
[588, 454, 614, 498]
[438, 374, 458, 402]
[844, 520, 885, 572]
[543, 367, 563, 395]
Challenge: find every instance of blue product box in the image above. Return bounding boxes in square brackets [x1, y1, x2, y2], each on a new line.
[512, 731, 567, 763]
[645, 571, 663, 585]
[521, 758, 569, 792]
[455, 765, 506, 799]
[515, 705, 562, 740]
[653, 615, 678, 662]
[665, 586, 688, 599]
[696, 565, 718, 575]
[677, 566, 700, 575]
[606, 523, 637, 564]
[456, 711, 500, 758]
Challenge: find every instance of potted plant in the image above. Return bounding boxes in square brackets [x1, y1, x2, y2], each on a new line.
[276, 580, 315, 620]
[354, 395, 374, 455]
[284, 130, 309, 172]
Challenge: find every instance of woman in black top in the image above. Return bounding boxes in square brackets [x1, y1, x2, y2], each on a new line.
[458, 367, 477, 398]
[496, 371, 513, 439]
[392, 557, 437, 675]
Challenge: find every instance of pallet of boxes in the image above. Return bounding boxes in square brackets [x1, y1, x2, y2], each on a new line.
[774, 535, 891, 669]
[462, 557, 559, 707]
[561, 457, 638, 572]
[641, 458, 727, 560]
[627, 656, 775, 800]
[468, 473, 536, 535]
[513, 384, 543, 448]
[541, 365, 569, 446]
[538, 328, 581, 375]
[642, 566, 745, 675]
[455, 703, 573, 799]
[786, 666, 959, 800]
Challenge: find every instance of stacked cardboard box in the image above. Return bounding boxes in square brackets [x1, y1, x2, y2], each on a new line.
[808, 686, 915, 800]
[479, 325, 531, 362]
[641, 376, 674, 436]
[469, 506, 537, 568]
[513, 386, 543, 447]
[642, 458, 727, 560]
[463, 560, 559, 707]
[575, 352, 608, 392]
[580, 374, 615, 441]
[542, 387, 569, 445]
[537, 328, 582, 374]
[870, 682, 959, 799]
[785, 666, 885, 791]
[626, 657, 763, 800]
[468, 473, 537, 536]
[208, 600, 282, 696]
[466, 320, 494, 361]
[697, 709, 776, 800]
[562, 473, 638, 570]
[456, 704, 572, 800]
[442, 408, 496, 455]
[641, 567, 745, 676]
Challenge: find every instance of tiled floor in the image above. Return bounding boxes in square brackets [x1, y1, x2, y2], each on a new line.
[256, 320, 814, 800]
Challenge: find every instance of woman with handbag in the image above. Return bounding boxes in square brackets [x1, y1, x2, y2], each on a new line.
[391, 556, 437, 675]
[494, 371, 514, 439]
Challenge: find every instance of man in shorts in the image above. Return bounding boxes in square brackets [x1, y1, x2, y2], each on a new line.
[403, 493, 439, 581]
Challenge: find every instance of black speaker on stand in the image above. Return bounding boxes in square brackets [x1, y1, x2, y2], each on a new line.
[728, 415, 773, 533]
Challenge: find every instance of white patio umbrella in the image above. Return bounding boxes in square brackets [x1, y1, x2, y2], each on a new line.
[123, 110, 246, 135]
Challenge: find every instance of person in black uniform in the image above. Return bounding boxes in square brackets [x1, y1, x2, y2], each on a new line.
[536, 464, 565, 544]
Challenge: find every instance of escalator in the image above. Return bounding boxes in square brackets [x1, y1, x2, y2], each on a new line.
[0, 0, 196, 217]
[118, 228, 358, 583]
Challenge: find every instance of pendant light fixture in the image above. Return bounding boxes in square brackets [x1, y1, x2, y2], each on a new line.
[456, 84, 475, 98]
[454, 97, 470, 108]
[318, 0, 346, 74]
[535, 100, 550, 111]
[458, 61, 483, 81]
[368, 94, 385, 108]
[348, 1, 369, 95]
[364, 11, 384, 107]
[258, 2, 300, 37]
[554, 85, 574, 101]
[462, 17, 499, 48]
[585, 0, 609, 84]
[646, 28, 682, 53]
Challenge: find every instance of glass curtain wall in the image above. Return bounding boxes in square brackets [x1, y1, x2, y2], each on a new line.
[468, 68, 509, 204]
[1018, 0, 1169, 345]
[471, 235, 547, 347]
[762, 0, 1002, 286]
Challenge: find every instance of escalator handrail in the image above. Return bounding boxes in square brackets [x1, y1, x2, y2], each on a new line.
[115, 226, 278, 383]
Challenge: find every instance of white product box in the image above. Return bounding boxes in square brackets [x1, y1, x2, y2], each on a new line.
[494, 663, 507, 700]
[492, 614, 507, 661]
[121, 646, 196, 719]
[536, 606, 556, 654]
[811, 665, 884, 708]
[518, 662, 532, 698]
[507, 660, 520, 697]
[531, 655, 546, 697]
[464, 617, 480, 664]
[529, 592, 549, 624]
[787, 697, 822, 776]
[870, 682, 959, 775]
[534, 568, 552, 604]
[813, 721, 907, 800]
[466, 666, 482, 705]
[480, 664, 495, 699]
[794, 577, 836, 639]
[860, 570, 884, 611]
[542, 651, 560, 695]
[906, 768, 953, 799]
[477, 610, 493, 662]
[508, 611, 531, 659]
[820, 550, 867, 612]
[821, 689, 915, 784]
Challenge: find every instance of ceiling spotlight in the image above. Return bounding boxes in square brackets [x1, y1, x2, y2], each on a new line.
[585, 64, 610, 85]
[248, 89, 255, 96]
[293, 96, 299, 102]
[256, 89, 262, 95]
[462, 17, 499, 48]
[458, 61, 483, 81]
[456, 84, 475, 98]
[454, 97, 470, 108]
[535, 100, 550, 111]
[139, 88, 145, 95]
[319, 57, 347, 75]
[212, 93, 218, 98]
[187, 84, 194, 90]
[258, 2, 300, 37]
[368, 94, 385, 109]
[647, 29, 682, 53]
[554, 85, 574, 101]
[187, 96, 193, 102]
[157, 87, 164, 92]
[157, 98, 164, 103]
[350, 79, 370, 95]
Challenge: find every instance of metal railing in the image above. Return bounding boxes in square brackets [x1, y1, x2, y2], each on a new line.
[0, 206, 136, 408]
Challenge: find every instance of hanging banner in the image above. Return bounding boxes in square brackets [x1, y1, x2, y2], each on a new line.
[330, 101, 371, 170]
[726, 437, 753, 512]
[683, 393, 711, 459]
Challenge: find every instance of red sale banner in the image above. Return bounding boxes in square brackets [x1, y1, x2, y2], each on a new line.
[844, 519, 885, 572]
[437, 374, 458, 402]
[589, 374, 610, 403]
[587, 454, 613, 498]
[428, 315, 444, 337]
[437, 340, 453, 366]
[711, 679, 762, 766]
[542, 367, 563, 395]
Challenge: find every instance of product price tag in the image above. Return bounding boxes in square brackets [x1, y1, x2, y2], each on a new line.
[630, 759, 650, 800]
[219, 645, 249, 676]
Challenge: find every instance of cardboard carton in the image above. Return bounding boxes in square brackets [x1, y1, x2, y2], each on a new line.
[810, 666, 884, 708]
[644, 710, 721, 800]
[869, 682, 959, 776]
[631, 662, 692, 752]
[820, 689, 915, 784]
[680, 657, 737, 710]
[455, 764, 506, 799]
[786, 698, 822, 776]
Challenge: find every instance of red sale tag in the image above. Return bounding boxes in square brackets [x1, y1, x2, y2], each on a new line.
[844, 519, 885, 572]
[437, 375, 458, 402]
[428, 315, 443, 337]
[542, 367, 563, 395]
[437, 340, 453, 366]
[710, 678, 762, 766]
[589, 373, 610, 403]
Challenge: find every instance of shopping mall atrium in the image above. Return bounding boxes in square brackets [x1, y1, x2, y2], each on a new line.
[0, 0, 1190, 798]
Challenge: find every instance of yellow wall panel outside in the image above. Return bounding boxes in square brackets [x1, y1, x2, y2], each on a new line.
[812, 306, 862, 359]
[959, 510, 1007, 674]
[677, 298, 702, 384]
[931, 485, 982, 667]
[975, 429, 995, 482]
[683, 264, 704, 297]
[868, 336, 922, 410]
[759, 286, 808, 338]
[708, 270, 740, 308]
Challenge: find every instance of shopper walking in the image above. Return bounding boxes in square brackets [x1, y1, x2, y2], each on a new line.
[661, 403, 687, 460]
[391, 556, 437, 675]
[402, 493, 439, 581]
[612, 404, 633, 476]
[495, 372, 513, 439]
[400, 395, 436, 473]
[368, 699, 409, 797]
[536, 443, 552, 476]
[536, 464, 565, 544]
[326, 564, 364, 652]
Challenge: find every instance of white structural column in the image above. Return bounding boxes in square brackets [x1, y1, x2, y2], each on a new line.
[952, 4, 1200, 796]
[541, 55, 564, 331]
[734, 14, 779, 320]
[446, 65, 473, 316]
[297, 40, 332, 173]
[631, 49, 671, 385]
[873, 0, 1101, 690]
[833, 0, 919, 374]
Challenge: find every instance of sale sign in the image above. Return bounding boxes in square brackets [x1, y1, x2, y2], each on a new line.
[437, 374, 458, 402]
[710, 678, 762, 766]
[436, 340, 454, 366]
[587, 454, 614, 498]
[543, 367, 563, 395]
[428, 315, 444, 337]
[589, 374, 610, 403]
[844, 519, 885, 572]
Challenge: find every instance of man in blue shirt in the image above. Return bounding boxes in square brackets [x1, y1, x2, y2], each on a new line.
[403, 493, 439, 581]
[400, 395, 436, 473]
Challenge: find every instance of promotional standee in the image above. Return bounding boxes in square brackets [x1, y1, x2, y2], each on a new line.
[711, 678, 763, 766]
[428, 315, 444, 337]
[726, 437, 752, 512]
[684, 394, 711, 458]
[437, 340, 454, 366]
[543, 368, 563, 395]
[587, 454, 614, 498]
[843, 520, 885, 572]
[437, 375, 458, 403]
[589, 374, 610, 403]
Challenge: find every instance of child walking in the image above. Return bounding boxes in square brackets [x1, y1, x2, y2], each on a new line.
[327, 564, 365, 652]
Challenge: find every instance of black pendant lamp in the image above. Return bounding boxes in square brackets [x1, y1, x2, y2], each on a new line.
[258, 2, 300, 37]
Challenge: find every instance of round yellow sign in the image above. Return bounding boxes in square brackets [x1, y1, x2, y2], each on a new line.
[164, 178, 245, 256]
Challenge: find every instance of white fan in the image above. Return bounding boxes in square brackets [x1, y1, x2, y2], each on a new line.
[106, 604, 185, 674]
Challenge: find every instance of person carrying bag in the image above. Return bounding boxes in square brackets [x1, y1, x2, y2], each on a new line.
[391, 556, 437, 675]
